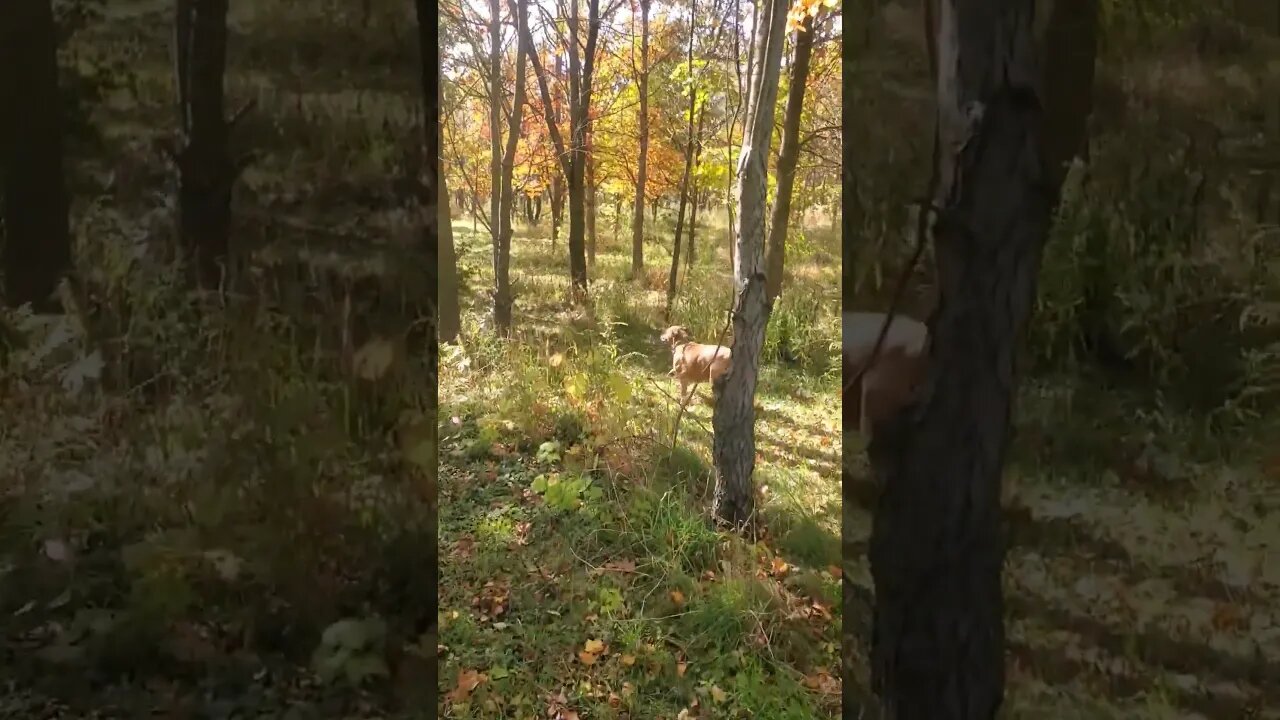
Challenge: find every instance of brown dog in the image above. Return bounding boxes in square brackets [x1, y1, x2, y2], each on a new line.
[659, 325, 732, 404]
[843, 311, 929, 437]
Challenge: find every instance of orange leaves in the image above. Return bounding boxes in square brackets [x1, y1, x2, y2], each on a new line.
[578, 637, 609, 665]
[445, 667, 487, 704]
[787, 0, 838, 32]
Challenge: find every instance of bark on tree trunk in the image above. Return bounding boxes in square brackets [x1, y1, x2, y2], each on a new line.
[174, 0, 242, 292]
[488, 0, 504, 327]
[630, 0, 651, 277]
[586, 129, 596, 266]
[711, 0, 788, 529]
[551, 175, 564, 248]
[764, 15, 815, 305]
[0, 0, 71, 311]
[522, 6, 597, 297]
[665, 3, 699, 321]
[424, 0, 460, 344]
[686, 107, 708, 271]
[489, 0, 529, 334]
[867, 0, 1052, 716]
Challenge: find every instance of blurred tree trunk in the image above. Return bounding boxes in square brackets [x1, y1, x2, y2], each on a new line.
[426, 0, 460, 345]
[686, 106, 708, 272]
[1041, 0, 1097, 202]
[867, 0, 1052, 716]
[630, 0, 651, 277]
[711, 0, 788, 529]
[0, 0, 70, 311]
[173, 0, 250, 292]
[586, 129, 596, 265]
[764, 13, 815, 305]
[1036, 0, 1112, 366]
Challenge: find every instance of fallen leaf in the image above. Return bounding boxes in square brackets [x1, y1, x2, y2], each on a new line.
[670, 589, 686, 607]
[620, 653, 636, 666]
[584, 638, 606, 654]
[446, 668, 487, 703]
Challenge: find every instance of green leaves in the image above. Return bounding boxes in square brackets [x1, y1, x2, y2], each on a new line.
[530, 472, 603, 512]
[310, 616, 390, 686]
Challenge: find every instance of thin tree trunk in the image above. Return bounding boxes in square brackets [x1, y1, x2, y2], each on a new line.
[867, 0, 1052, 716]
[665, 1, 699, 320]
[488, 0, 504, 326]
[551, 175, 563, 248]
[174, 0, 242, 291]
[764, 14, 815, 304]
[521, 2, 599, 296]
[427, 9, 460, 344]
[711, 0, 788, 529]
[686, 107, 708, 271]
[0, 0, 71, 311]
[491, 0, 530, 334]
[630, 0, 651, 277]
[587, 128, 596, 265]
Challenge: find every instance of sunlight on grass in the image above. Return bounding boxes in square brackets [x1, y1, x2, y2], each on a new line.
[440, 209, 842, 717]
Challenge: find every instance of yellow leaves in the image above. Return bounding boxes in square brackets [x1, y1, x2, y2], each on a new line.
[564, 372, 588, 401]
[577, 637, 608, 665]
[786, 0, 832, 32]
[708, 684, 728, 703]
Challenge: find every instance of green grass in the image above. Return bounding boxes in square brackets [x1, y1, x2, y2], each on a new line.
[439, 209, 842, 717]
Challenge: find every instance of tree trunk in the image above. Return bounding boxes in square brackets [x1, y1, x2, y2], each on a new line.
[665, 2, 699, 321]
[174, 0, 240, 291]
[630, 0, 651, 277]
[586, 129, 596, 266]
[711, 0, 788, 529]
[551, 176, 564, 248]
[867, 0, 1052, 716]
[423, 2, 460, 344]
[488, 0, 504, 327]
[522, 2, 599, 297]
[1041, 0, 1097, 203]
[1035, 0, 1107, 364]
[490, 0, 529, 335]
[438, 171, 461, 343]
[0, 0, 71, 311]
[764, 15, 815, 305]
[686, 107, 708, 271]
[535, 193, 543, 222]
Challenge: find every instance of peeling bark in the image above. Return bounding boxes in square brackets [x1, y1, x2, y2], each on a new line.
[868, 0, 1052, 716]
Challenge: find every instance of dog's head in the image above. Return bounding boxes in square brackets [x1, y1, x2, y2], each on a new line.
[659, 325, 691, 347]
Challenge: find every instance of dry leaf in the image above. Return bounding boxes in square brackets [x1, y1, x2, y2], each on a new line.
[670, 589, 686, 607]
[620, 654, 636, 666]
[446, 668, 487, 703]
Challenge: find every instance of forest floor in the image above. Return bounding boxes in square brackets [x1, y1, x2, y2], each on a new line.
[437, 216, 844, 718]
[2, 2, 439, 718]
[844, 382, 1280, 719]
